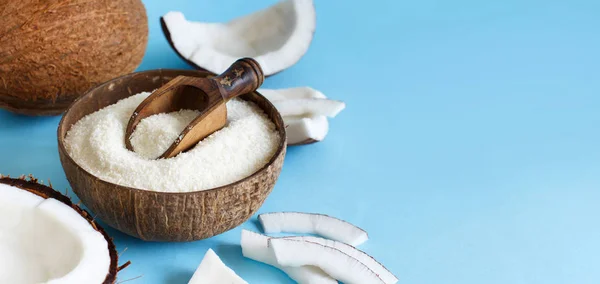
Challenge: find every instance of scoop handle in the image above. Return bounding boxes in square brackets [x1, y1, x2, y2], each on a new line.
[212, 58, 264, 101]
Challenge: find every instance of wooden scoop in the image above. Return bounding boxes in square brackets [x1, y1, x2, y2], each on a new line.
[124, 58, 264, 159]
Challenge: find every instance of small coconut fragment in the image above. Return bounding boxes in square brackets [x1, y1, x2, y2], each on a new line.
[273, 99, 346, 118]
[188, 249, 247, 284]
[162, 0, 316, 75]
[259, 212, 369, 246]
[0, 176, 117, 284]
[241, 230, 336, 284]
[284, 236, 398, 284]
[284, 116, 329, 145]
[259, 87, 343, 146]
[269, 239, 384, 284]
[259, 87, 327, 101]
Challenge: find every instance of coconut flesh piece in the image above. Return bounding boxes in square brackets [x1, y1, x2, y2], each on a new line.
[259, 87, 327, 101]
[162, 0, 316, 75]
[259, 212, 369, 246]
[241, 230, 336, 284]
[258, 87, 343, 145]
[188, 249, 247, 284]
[283, 116, 329, 145]
[269, 238, 384, 284]
[283, 236, 398, 284]
[273, 99, 346, 118]
[0, 181, 112, 284]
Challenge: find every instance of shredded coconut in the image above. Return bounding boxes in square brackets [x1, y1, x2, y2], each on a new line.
[64, 92, 280, 192]
[129, 109, 200, 159]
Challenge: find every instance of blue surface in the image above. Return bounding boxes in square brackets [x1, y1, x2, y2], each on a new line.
[1, 0, 600, 283]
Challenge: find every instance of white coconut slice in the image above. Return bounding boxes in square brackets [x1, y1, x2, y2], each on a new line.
[259, 87, 327, 101]
[284, 236, 398, 284]
[0, 177, 116, 284]
[241, 229, 336, 284]
[258, 87, 344, 145]
[269, 238, 384, 284]
[188, 249, 247, 284]
[259, 212, 369, 246]
[273, 99, 346, 118]
[283, 116, 329, 145]
[162, 0, 316, 75]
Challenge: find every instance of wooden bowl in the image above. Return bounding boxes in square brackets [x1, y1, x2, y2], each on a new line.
[57, 69, 286, 242]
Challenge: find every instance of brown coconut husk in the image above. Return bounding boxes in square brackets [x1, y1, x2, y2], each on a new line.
[0, 174, 121, 284]
[0, 0, 148, 116]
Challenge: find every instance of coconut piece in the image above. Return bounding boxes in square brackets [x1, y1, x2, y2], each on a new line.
[259, 87, 342, 145]
[241, 230, 336, 284]
[0, 176, 118, 284]
[284, 116, 329, 145]
[188, 249, 247, 284]
[161, 0, 316, 76]
[269, 239, 384, 284]
[259, 212, 369, 246]
[273, 99, 346, 118]
[259, 87, 327, 101]
[0, 0, 148, 115]
[284, 236, 398, 284]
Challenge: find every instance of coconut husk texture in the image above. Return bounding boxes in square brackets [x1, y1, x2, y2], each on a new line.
[57, 69, 287, 242]
[0, 0, 148, 116]
[0, 174, 121, 284]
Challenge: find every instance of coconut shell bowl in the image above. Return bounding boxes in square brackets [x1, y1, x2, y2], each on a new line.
[57, 69, 287, 242]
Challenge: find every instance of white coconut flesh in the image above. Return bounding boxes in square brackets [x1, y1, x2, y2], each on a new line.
[284, 116, 329, 144]
[188, 249, 247, 284]
[241, 230, 336, 284]
[283, 236, 398, 284]
[273, 99, 346, 118]
[259, 87, 327, 101]
[269, 239, 384, 284]
[163, 0, 316, 75]
[259, 212, 369, 246]
[0, 183, 111, 284]
[259, 87, 344, 145]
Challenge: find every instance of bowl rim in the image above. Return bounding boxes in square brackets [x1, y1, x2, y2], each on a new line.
[57, 68, 287, 196]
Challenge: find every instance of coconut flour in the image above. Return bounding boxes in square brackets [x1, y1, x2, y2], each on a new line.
[64, 92, 280, 192]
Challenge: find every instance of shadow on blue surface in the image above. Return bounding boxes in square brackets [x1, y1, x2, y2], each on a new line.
[0, 109, 60, 130]
[162, 269, 193, 284]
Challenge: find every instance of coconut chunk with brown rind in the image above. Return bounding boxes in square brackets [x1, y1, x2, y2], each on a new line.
[162, 0, 316, 76]
[241, 229, 336, 284]
[269, 238, 384, 284]
[259, 87, 343, 145]
[283, 236, 398, 284]
[259, 212, 369, 246]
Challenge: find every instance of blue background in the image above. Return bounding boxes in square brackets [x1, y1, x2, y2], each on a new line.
[1, 0, 599, 283]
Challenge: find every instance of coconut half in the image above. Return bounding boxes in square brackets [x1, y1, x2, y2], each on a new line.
[241, 230, 336, 284]
[259, 212, 369, 246]
[0, 176, 118, 284]
[162, 0, 316, 75]
[269, 239, 384, 284]
[188, 249, 247, 284]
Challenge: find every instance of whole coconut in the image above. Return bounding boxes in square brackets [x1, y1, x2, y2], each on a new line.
[0, 0, 148, 115]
